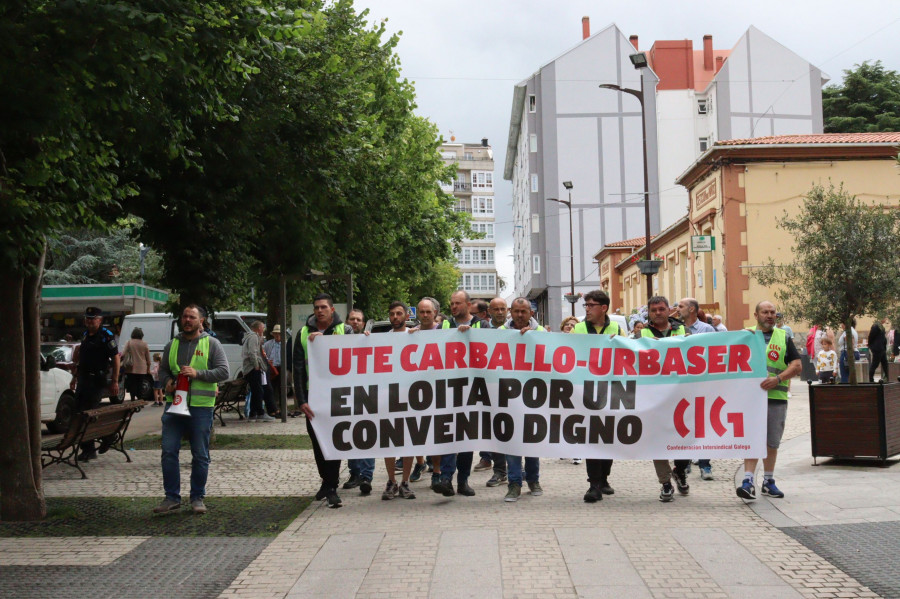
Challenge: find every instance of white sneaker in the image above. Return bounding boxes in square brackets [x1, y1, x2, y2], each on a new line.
[258, 414, 277, 422]
[572, 458, 582, 465]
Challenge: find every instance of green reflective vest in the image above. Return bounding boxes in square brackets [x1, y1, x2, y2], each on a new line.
[641, 324, 686, 338]
[751, 326, 789, 400]
[573, 320, 620, 335]
[165, 336, 217, 407]
[300, 322, 346, 378]
[442, 319, 482, 329]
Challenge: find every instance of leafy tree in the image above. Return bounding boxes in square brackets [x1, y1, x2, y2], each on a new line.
[0, 0, 298, 521]
[823, 61, 900, 133]
[755, 183, 900, 383]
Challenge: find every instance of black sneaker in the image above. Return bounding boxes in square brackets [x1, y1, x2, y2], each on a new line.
[325, 489, 342, 508]
[77, 451, 97, 462]
[598, 479, 615, 495]
[410, 463, 426, 482]
[659, 481, 675, 502]
[672, 469, 690, 495]
[359, 478, 372, 495]
[457, 480, 476, 496]
[486, 473, 508, 487]
[315, 484, 328, 500]
[432, 478, 455, 497]
[394, 458, 403, 473]
[342, 473, 360, 490]
[583, 482, 603, 503]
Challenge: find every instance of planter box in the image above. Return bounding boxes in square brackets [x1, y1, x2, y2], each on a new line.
[809, 381, 900, 464]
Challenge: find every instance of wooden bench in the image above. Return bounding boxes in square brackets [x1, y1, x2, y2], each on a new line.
[41, 401, 147, 479]
[214, 377, 249, 426]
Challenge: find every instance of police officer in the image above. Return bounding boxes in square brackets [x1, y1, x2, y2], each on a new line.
[69, 306, 119, 461]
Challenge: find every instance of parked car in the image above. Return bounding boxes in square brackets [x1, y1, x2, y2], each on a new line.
[40, 353, 77, 434]
[40, 342, 77, 373]
[120, 311, 266, 381]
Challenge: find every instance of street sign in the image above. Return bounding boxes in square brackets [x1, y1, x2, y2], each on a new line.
[691, 235, 715, 252]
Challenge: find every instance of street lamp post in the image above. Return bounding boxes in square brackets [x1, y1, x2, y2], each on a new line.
[138, 243, 150, 286]
[546, 180, 576, 317]
[599, 51, 656, 302]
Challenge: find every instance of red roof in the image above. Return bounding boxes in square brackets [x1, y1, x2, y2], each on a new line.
[605, 236, 652, 248]
[717, 133, 900, 146]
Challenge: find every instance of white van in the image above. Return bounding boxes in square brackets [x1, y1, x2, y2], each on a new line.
[120, 311, 266, 382]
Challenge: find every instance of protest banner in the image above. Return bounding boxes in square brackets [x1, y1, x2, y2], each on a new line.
[307, 329, 768, 460]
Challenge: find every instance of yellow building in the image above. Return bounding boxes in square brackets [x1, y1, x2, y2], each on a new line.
[597, 132, 900, 332]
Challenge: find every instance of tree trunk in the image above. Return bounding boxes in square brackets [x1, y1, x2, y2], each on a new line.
[0, 251, 47, 521]
[846, 319, 858, 385]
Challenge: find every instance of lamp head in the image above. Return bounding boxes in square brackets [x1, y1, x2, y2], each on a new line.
[562, 181, 573, 190]
[629, 52, 648, 69]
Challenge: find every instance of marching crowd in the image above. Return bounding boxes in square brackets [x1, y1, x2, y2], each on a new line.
[290, 289, 799, 510]
[68, 288, 801, 515]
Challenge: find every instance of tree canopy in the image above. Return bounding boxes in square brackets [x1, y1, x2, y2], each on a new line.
[0, 0, 468, 520]
[823, 60, 900, 133]
[755, 183, 900, 383]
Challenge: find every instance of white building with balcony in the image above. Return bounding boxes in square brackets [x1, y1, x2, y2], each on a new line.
[440, 138, 498, 300]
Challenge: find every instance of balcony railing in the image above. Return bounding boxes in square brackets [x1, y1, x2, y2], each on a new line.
[454, 182, 472, 192]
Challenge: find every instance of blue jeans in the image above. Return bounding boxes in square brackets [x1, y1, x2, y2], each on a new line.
[348, 458, 375, 481]
[440, 451, 473, 483]
[697, 459, 711, 469]
[161, 404, 214, 502]
[839, 349, 861, 383]
[506, 456, 539, 485]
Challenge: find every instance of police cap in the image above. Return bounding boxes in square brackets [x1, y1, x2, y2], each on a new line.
[84, 306, 104, 318]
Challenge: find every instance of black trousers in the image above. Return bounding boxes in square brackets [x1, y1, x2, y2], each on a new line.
[306, 415, 341, 490]
[75, 373, 105, 454]
[869, 351, 889, 381]
[585, 459, 612, 482]
[246, 369, 265, 416]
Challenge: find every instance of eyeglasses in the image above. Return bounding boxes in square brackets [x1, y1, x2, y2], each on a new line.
[583, 302, 602, 309]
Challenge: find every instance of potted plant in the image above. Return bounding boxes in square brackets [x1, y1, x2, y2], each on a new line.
[756, 183, 900, 463]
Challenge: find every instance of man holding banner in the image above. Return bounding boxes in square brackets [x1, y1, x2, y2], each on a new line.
[573, 290, 623, 503]
[737, 301, 801, 500]
[641, 296, 691, 503]
[498, 298, 546, 502]
[294, 293, 351, 508]
[432, 290, 483, 498]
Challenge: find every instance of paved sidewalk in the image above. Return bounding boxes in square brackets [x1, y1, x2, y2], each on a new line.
[14, 383, 899, 598]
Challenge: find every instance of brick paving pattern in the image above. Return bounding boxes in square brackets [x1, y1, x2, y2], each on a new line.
[15, 382, 892, 598]
[783, 521, 900, 599]
[0, 538, 270, 599]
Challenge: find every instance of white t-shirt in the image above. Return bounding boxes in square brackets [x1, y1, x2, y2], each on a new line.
[816, 350, 837, 373]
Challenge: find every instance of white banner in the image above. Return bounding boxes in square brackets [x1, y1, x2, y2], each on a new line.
[307, 329, 769, 460]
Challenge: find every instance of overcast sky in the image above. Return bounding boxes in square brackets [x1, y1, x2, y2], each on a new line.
[353, 1, 900, 296]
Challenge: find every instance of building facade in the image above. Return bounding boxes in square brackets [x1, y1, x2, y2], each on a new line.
[504, 19, 826, 327]
[596, 133, 900, 335]
[440, 139, 498, 299]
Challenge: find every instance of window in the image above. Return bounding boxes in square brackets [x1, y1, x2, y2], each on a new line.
[468, 223, 494, 240]
[531, 214, 540, 234]
[533, 255, 541, 274]
[472, 171, 493, 189]
[699, 137, 710, 152]
[472, 197, 494, 215]
[529, 134, 538, 153]
[697, 99, 708, 114]
[453, 199, 469, 213]
[464, 152, 474, 160]
[530, 174, 539, 193]
[462, 273, 496, 292]
[529, 95, 536, 112]
[212, 317, 245, 345]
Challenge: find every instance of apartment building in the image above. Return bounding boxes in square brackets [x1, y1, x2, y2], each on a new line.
[440, 138, 498, 300]
[504, 19, 826, 325]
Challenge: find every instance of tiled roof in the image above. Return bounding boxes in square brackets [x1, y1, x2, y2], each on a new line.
[605, 236, 652, 248]
[716, 132, 900, 146]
